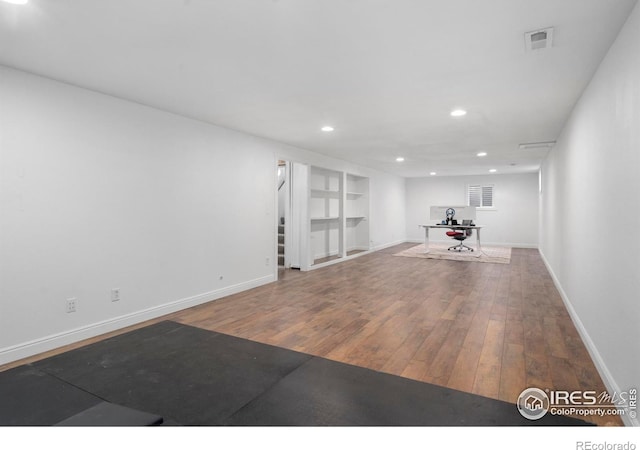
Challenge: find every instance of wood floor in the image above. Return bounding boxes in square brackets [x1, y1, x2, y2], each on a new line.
[1, 243, 621, 426]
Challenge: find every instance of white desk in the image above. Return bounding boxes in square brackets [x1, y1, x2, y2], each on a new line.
[418, 224, 484, 257]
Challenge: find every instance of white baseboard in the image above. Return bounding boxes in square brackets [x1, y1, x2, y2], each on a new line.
[494, 242, 538, 248]
[371, 239, 407, 251]
[313, 250, 340, 260]
[406, 238, 537, 248]
[538, 249, 637, 427]
[0, 274, 275, 367]
[306, 239, 408, 271]
[307, 248, 374, 271]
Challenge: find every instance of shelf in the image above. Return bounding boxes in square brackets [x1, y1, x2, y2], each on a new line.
[304, 168, 370, 271]
[346, 173, 369, 256]
[311, 189, 341, 197]
[311, 216, 340, 221]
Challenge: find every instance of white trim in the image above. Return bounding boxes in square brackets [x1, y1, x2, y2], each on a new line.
[371, 239, 407, 252]
[466, 183, 495, 209]
[538, 249, 638, 427]
[406, 239, 538, 248]
[0, 274, 274, 366]
[274, 157, 281, 280]
[307, 239, 411, 270]
[485, 241, 537, 248]
[307, 248, 375, 271]
[313, 250, 341, 260]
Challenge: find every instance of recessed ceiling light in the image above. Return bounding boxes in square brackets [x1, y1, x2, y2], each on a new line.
[1, 0, 28, 4]
[489, 169, 497, 173]
[430, 172, 437, 176]
[450, 109, 467, 117]
[477, 152, 487, 157]
[396, 157, 405, 162]
[321, 126, 334, 132]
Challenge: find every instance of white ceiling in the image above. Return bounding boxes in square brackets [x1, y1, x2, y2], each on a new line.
[1, 0, 637, 177]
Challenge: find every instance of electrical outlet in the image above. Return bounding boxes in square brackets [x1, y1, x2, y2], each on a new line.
[111, 288, 120, 302]
[66, 298, 77, 313]
[265, 257, 270, 266]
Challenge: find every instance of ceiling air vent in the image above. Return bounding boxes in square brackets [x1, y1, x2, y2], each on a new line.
[524, 27, 554, 51]
[518, 141, 556, 150]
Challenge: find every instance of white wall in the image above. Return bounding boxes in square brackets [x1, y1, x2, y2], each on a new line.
[0, 66, 406, 364]
[539, 1, 640, 425]
[405, 173, 539, 247]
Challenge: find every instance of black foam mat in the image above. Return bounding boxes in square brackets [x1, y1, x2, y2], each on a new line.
[0, 365, 103, 425]
[55, 401, 163, 426]
[32, 321, 311, 425]
[1, 321, 592, 426]
[224, 356, 587, 426]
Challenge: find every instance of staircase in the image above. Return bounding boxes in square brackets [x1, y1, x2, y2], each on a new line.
[278, 219, 285, 267]
[277, 161, 286, 268]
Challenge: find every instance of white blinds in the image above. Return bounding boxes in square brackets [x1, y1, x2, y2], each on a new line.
[468, 185, 481, 207]
[482, 185, 493, 207]
[468, 184, 493, 208]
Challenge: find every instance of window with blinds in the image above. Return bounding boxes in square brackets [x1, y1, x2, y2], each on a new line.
[468, 184, 494, 208]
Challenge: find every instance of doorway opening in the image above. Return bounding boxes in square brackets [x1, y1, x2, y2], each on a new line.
[277, 160, 287, 273]
[276, 160, 303, 280]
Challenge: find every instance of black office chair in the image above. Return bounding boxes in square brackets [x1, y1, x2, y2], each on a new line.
[446, 219, 474, 252]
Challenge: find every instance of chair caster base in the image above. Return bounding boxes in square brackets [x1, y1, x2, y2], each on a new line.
[447, 245, 474, 253]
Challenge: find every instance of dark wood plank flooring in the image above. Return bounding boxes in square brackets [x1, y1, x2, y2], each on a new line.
[0, 244, 621, 426]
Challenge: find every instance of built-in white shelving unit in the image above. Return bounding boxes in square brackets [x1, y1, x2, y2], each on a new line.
[309, 166, 343, 266]
[346, 173, 370, 256]
[302, 166, 370, 270]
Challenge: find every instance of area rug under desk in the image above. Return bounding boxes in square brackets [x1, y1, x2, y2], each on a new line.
[0, 320, 591, 426]
[394, 242, 512, 264]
